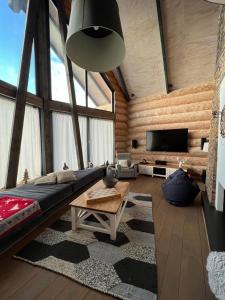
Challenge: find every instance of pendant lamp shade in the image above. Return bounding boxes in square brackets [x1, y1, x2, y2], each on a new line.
[66, 0, 125, 72]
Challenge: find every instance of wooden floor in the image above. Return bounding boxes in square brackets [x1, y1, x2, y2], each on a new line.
[0, 176, 215, 300]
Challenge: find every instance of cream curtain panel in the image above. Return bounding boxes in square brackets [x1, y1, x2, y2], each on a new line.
[17, 105, 42, 182]
[79, 116, 88, 168]
[52, 113, 88, 171]
[89, 118, 114, 166]
[0, 97, 15, 188]
[52, 112, 78, 171]
[0, 97, 41, 188]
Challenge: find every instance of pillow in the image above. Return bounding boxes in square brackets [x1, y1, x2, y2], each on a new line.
[118, 160, 128, 168]
[34, 173, 57, 185]
[56, 170, 76, 184]
[127, 159, 132, 167]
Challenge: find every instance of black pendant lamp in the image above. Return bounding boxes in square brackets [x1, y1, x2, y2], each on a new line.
[66, 0, 125, 72]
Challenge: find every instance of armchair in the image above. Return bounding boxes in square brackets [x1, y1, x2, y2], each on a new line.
[116, 153, 138, 179]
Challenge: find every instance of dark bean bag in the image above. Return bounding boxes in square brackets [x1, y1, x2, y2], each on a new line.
[162, 168, 200, 206]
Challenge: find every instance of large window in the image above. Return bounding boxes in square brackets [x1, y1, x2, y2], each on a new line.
[89, 118, 114, 166]
[52, 112, 78, 171]
[49, 1, 87, 105]
[0, 1, 26, 86]
[0, 2, 36, 94]
[50, 48, 70, 103]
[0, 98, 41, 188]
[0, 96, 15, 188]
[88, 73, 113, 111]
[17, 105, 42, 182]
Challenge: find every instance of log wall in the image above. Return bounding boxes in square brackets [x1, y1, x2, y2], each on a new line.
[107, 72, 128, 153]
[127, 82, 215, 175]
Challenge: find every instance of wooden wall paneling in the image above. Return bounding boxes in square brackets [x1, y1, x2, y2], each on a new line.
[34, 0, 53, 175]
[129, 90, 214, 112]
[55, 0, 84, 169]
[128, 82, 214, 176]
[129, 101, 212, 119]
[6, 0, 41, 188]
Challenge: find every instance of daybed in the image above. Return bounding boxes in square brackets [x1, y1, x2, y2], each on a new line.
[0, 167, 105, 254]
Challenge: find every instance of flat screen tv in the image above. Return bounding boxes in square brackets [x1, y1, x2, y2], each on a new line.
[146, 129, 188, 152]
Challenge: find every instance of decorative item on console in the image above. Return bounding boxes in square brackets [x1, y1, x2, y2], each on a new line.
[141, 158, 148, 164]
[155, 160, 167, 165]
[177, 157, 186, 169]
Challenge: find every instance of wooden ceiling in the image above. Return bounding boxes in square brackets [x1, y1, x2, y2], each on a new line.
[63, 0, 220, 99]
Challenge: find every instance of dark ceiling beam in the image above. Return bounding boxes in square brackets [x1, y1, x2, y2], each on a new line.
[6, 0, 41, 189]
[100, 73, 115, 93]
[55, 0, 84, 170]
[156, 0, 169, 93]
[34, 0, 53, 175]
[116, 67, 130, 101]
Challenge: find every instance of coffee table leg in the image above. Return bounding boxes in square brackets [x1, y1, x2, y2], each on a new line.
[110, 215, 117, 240]
[71, 207, 78, 231]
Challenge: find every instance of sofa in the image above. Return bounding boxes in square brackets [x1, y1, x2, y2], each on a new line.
[116, 153, 138, 179]
[162, 168, 200, 206]
[0, 167, 105, 254]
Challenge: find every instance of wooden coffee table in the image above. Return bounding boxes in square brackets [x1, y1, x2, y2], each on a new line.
[70, 180, 130, 240]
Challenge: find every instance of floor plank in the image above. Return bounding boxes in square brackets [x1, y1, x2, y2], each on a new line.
[179, 201, 206, 300]
[37, 275, 69, 300]
[0, 176, 214, 300]
[54, 280, 89, 300]
[8, 268, 57, 300]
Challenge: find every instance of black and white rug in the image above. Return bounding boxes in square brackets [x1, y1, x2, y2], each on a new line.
[15, 192, 157, 300]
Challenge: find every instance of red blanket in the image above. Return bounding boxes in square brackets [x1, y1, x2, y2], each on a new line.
[0, 196, 41, 239]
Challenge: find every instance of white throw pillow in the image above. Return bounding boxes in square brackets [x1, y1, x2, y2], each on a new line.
[56, 170, 76, 184]
[34, 173, 57, 185]
[118, 160, 128, 168]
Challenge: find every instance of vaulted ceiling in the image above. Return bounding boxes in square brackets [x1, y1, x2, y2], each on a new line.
[64, 0, 220, 100]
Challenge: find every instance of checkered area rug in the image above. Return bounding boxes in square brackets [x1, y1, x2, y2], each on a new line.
[15, 192, 157, 300]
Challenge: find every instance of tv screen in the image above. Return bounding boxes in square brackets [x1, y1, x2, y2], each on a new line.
[146, 129, 188, 152]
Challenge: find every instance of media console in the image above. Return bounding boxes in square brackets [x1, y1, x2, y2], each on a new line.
[138, 163, 187, 179]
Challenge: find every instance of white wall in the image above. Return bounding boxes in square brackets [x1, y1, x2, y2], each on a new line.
[215, 76, 225, 211]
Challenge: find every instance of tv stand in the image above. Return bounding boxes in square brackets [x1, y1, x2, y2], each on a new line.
[138, 163, 187, 179]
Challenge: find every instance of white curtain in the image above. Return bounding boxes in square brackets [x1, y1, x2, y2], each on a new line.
[52, 112, 78, 171]
[17, 105, 42, 182]
[0, 98, 41, 187]
[89, 118, 114, 166]
[0, 96, 15, 188]
[79, 116, 88, 168]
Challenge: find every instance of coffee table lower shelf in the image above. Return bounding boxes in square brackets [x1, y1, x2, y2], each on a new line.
[71, 192, 129, 240]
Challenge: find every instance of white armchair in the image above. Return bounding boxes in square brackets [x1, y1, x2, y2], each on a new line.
[116, 153, 138, 179]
